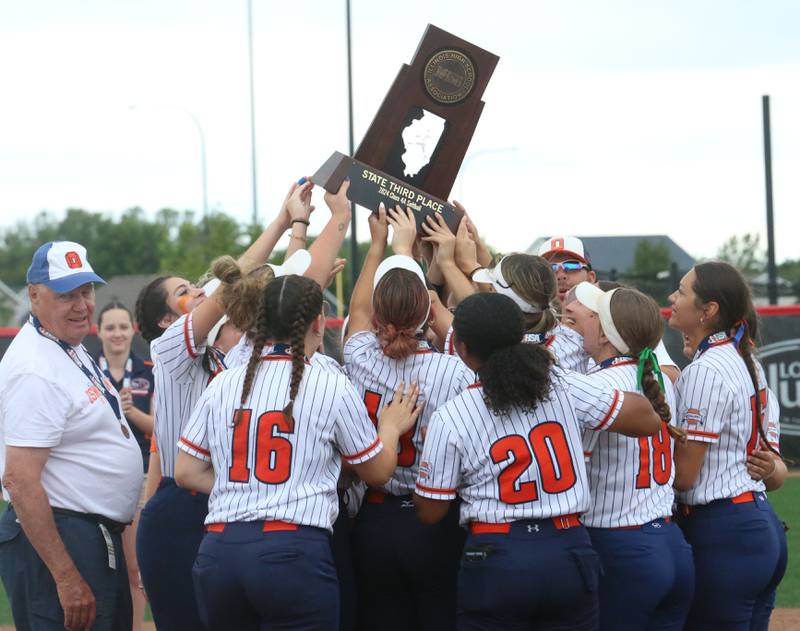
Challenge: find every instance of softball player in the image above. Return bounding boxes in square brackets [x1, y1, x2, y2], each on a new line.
[471, 254, 589, 372]
[344, 206, 473, 630]
[414, 292, 662, 631]
[134, 187, 311, 629]
[174, 275, 421, 631]
[571, 282, 694, 630]
[669, 261, 787, 630]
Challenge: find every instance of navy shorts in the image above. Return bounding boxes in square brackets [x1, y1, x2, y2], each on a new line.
[588, 518, 694, 631]
[679, 491, 786, 630]
[352, 492, 464, 631]
[136, 477, 208, 631]
[457, 519, 600, 631]
[0, 505, 131, 631]
[192, 521, 339, 631]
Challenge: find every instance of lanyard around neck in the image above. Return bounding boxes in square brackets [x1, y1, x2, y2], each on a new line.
[30, 316, 130, 438]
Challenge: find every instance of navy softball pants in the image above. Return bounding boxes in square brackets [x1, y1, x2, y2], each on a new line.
[678, 491, 787, 631]
[588, 518, 695, 631]
[136, 477, 208, 631]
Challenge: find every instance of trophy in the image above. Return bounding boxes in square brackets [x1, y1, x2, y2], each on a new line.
[313, 24, 499, 232]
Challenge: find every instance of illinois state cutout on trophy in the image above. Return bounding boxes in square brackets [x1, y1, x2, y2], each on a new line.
[312, 24, 499, 232]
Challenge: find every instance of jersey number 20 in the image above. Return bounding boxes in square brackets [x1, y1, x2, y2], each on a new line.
[490, 422, 577, 504]
[229, 409, 293, 484]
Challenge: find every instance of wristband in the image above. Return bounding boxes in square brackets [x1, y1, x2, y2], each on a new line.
[468, 266, 484, 281]
[291, 219, 310, 226]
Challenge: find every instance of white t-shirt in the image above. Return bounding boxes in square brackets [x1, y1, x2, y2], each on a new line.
[0, 323, 143, 522]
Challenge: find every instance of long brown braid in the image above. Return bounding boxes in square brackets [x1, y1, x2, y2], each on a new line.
[236, 290, 272, 423]
[693, 262, 781, 459]
[609, 288, 686, 441]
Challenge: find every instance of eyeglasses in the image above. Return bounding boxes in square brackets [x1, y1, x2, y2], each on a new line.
[550, 260, 587, 272]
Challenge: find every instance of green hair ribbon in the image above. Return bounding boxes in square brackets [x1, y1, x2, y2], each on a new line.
[637, 347, 665, 393]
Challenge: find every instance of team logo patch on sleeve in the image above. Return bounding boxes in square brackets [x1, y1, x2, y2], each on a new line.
[683, 408, 704, 426]
[418, 461, 432, 480]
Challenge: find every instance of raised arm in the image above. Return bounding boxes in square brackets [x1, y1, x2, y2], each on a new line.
[305, 180, 352, 288]
[453, 201, 493, 267]
[284, 178, 315, 258]
[422, 214, 477, 306]
[345, 204, 388, 341]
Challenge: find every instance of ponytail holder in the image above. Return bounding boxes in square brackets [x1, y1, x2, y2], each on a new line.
[636, 347, 664, 393]
[733, 319, 748, 348]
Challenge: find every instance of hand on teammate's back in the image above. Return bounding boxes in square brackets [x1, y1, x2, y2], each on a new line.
[387, 206, 417, 257]
[378, 381, 423, 437]
[57, 569, 96, 631]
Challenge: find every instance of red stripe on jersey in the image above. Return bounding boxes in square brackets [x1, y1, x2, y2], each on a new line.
[183, 315, 198, 359]
[686, 429, 720, 439]
[607, 360, 637, 368]
[448, 331, 455, 355]
[468, 382, 483, 390]
[593, 389, 620, 431]
[545, 336, 555, 348]
[180, 436, 210, 457]
[415, 481, 457, 495]
[342, 436, 381, 462]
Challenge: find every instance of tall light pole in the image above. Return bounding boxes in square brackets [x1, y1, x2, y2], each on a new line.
[346, 0, 359, 289]
[456, 146, 518, 202]
[247, 0, 259, 226]
[129, 104, 208, 219]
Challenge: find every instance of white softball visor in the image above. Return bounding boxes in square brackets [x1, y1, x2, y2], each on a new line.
[472, 256, 544, 314]
[574, 282, 630, 354]
[373, 255, 430, 333]
[269, 249, 312, 278]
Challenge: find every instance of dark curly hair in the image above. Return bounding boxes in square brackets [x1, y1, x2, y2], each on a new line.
[453, 293, 553, 417]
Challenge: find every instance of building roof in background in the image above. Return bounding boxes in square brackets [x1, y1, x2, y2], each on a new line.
[526, 235, 696, 275]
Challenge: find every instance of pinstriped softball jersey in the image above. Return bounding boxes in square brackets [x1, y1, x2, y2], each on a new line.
[178, 346, 382, 531]
[151, 312, 224, 477]
[580, 358, 678, 528]
[344, 330, 473, 496]
[445, 323, 589, 373]
[586, 339, 677, 373]
[674, 333, 769, 506]
[415, 367, 625, 524]
[224, 335, 346, 375]
[764, 390, 780, 452]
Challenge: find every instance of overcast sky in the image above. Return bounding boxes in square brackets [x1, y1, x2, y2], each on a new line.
[1, 0, 798, 264]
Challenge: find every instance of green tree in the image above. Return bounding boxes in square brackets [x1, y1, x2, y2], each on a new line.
[717, 233, 765, 277]
[628, 240, 671, 278]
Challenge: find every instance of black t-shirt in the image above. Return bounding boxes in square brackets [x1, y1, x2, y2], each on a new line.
[94, 351, 154, 471]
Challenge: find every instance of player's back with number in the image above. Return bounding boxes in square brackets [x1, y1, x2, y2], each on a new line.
[413, 293, 662, 631]
[345, 330, 472, 495]
[181, 351, 380, 528]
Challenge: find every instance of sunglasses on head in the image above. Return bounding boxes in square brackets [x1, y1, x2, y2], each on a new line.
[550, 260, 587, 272]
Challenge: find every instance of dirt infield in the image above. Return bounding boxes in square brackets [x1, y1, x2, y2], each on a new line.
[771, 609, 800, 630]
[0, 610, 797, 630]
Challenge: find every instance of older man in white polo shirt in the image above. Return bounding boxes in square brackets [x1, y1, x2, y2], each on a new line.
[0, 241, 143, 631]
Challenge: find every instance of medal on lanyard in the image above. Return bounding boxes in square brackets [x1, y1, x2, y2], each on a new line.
[31, 316, 131, 439]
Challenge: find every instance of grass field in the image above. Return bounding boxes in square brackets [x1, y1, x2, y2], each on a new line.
[0, 480, 797, 625]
